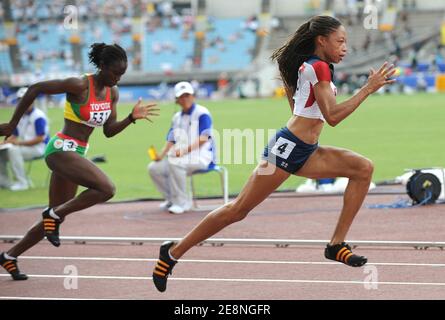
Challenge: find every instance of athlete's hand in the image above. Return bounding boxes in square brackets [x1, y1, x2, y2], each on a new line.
[364, 62, 397, 95]
[0, 123, 14, 138]
[131, 98, 159, 122]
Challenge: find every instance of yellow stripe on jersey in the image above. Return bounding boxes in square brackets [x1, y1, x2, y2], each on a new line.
[63, 100, 83, 124]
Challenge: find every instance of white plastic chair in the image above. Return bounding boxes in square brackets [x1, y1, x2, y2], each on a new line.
[189, 163, 229, 211]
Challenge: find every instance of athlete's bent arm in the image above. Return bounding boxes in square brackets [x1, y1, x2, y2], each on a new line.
[314, 62, 396, 127]
[0, 78, 85, 137]
[103, 88, 133, 137]
[103, 88, 159, 138]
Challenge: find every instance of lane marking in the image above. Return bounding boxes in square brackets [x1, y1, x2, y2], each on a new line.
[1, 273, 445, 287]
[18, 255, 445, 268]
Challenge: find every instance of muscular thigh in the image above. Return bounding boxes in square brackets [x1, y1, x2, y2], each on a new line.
[46, 151, 113, 190]
[234, 160, 290, 212]
[296, 146, 370, 179]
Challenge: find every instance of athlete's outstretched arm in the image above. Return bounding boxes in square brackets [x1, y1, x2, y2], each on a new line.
[314, 62, 396, 127]
[103, 88, 159, 138]
[0, 78, 85, 137]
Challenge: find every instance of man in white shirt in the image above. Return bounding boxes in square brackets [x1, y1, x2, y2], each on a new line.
[148, 81, 215, 214]
[0, 87, 50, 191]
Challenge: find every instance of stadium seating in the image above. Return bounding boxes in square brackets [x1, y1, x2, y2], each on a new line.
[143, 24, 194, 72]
[0, 24, 13, 75]
[0, 15, 255, 74]
[0, 49, 13, 75]
[201, 18, 256, 71]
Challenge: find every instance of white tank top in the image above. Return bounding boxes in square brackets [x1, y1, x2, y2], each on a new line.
[293, 56, 337, 122]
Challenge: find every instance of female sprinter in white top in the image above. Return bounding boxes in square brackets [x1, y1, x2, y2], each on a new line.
[151, 15, 396, 292]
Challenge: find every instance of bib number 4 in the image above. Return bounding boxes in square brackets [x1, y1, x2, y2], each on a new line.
[270, 137, 296, 160]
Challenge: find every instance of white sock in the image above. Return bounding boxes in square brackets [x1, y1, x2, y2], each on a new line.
[4, 253, 17, 260]
[168, 249, 178, 262]
[49, 208, 61, 220]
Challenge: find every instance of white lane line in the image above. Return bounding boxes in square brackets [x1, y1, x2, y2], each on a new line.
[18, 256, 445, 268]
[1, 273, 445, 287]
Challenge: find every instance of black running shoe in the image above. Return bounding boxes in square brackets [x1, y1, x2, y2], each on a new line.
[0, 253, 28, 280]
[325, 242, 367, 267]
[152, 241, 177, 292]
[42, 208, 62, 247]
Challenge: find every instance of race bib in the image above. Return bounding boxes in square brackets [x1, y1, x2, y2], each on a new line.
[270, 137, 296, 160]
[88, 110, 111, 126]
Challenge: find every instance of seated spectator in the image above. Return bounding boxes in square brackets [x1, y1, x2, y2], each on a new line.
[148, 81, 215, 214]
[0, 87, 50, 190]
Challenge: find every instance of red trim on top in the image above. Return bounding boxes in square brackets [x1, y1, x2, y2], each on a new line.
[56, 132, 88, 147]
[311, 61, 331, 82]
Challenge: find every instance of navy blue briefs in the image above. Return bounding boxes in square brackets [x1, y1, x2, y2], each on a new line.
[262, 127, 318, 174]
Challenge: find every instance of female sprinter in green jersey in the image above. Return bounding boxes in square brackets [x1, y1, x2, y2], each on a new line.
[0, 43, 159, 280]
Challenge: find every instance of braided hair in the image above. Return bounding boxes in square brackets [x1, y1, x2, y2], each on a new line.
[271, 16, 342, 100]
[88, 43, 127, 69]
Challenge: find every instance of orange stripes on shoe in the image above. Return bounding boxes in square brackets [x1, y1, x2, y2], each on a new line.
[156, 264, 168, 273]
[343, 252, 353, 263]
[339, 249, 351, 262]
[336, 247, 348, 261]
[153, 270, 166, 277]
[154, 258, 174, 278]
[1, 253, 28, 280]
[325, 242, 367, 267]
[3, 261, 17, 272]
[152, 241, 178, 292]
[158, 259, 170, 268]
[43, 218, 58, 234]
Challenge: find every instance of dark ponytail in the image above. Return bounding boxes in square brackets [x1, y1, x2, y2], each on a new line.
[88, 42, 127, 69]
[271, 16, 342, 99]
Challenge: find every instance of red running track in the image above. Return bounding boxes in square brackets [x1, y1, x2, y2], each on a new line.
[1, 188, 445, 299]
